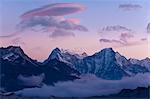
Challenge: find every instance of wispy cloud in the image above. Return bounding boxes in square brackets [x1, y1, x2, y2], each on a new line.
[50, 29, 75, 38]
[120, 33, 134, 43]
[141, 38, 148, 41]
[119, 4, 142, 11]
[99, 39, 125, 45]
[99, 32, 147, 47]
[99, 25, 132, 33]
[11, 37, 25, 45]
[0, 32, 19, 38]
[147, 23, 150, 33]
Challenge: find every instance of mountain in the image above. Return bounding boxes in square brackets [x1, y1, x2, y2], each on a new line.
[0, 46, 43, 91]
[0, 46, 149, 91]
[71, 48, 149, 80]
[129, 58, 150, 71]
[44, 47, 149, 80]
[41, 59, 80, 85]
[115, 52, 149, 75]
[91, 86, 150, 98]
[0, 46, 79, 92]
[44, 48, 86, 68]
[74, 48, 129, 80]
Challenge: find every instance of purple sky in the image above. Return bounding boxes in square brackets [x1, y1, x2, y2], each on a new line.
[0, 0, 150, 61]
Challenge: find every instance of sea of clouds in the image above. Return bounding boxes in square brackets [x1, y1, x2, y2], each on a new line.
[15, 73, 150, 97]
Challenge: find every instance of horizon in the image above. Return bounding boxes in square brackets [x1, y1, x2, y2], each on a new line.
[0, 0, 150, 61]
[0, 45, 149, 62]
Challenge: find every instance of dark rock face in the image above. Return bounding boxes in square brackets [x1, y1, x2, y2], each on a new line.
[41, 59, 80, 85]
[115, 86, 150, 98]
[75, 48, 129, 80]
[0, 46, 80, 92]
[91, 86, 150, 98]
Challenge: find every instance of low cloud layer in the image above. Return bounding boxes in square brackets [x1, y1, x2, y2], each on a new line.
[16, 73, 150, 97]
[119, 4, 142, 11]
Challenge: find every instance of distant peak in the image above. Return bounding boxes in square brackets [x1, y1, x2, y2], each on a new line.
[1, 46, 24, 53]
[1, 46, 21, 49]
[81, 52, 87, 56]
[53, 47, 61, 52]
[47, 47, 62, 61]
[143, 57, 150, 61]
[101, 48, 114, 53]
[94, 48, 115, 57]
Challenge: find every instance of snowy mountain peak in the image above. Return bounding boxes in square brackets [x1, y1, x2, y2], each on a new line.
[1, 46, 25, 61]
[143, 57, 150, 61]
[81, 52, 88, 57]
[1, 46, 24, 55]
[129, 58, 140, 64]
[115, 52, 129, 67]
[53, 47, 61, 53]
[95, 48, 114, 57]
[45, 47, 87, 64]
[97, 48, 115, 60]
[101, 48, 114, 52]
[0, 46, 38, 66]
[48, 47, 62, 60]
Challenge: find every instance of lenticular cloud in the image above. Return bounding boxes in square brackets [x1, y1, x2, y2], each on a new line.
[21, 3, 86, 19]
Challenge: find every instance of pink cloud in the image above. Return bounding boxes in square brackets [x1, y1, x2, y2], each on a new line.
[0, 32, 20, 38]
[66, 18, 80, 24]
[49, 29, 75, 38]
[21, 3, 86, 19]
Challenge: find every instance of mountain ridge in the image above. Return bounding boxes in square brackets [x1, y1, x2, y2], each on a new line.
[0, 46, 150, 91]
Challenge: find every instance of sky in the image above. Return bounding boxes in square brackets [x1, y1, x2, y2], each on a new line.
[0, 0, 150, 61]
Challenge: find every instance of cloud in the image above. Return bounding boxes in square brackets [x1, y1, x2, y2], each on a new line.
[18, 16, 88, 38]
[50, 29, 75, 38]
[0, 3, 87, 38]
[99, 33, 147, 47]
[58, 19, 88, 31]
[147, 23, 150, 33]
[0, 32, 20, 38]
[99, 39, 125, 45]
[141, 38, 148, 41]
[119, 4, 142, 11]
[11, 37, 25, 45]
[120, 33, 134, 43]
[66, 18, 80, 24]
[17, 3, 88, 38]
[99, 25, 132, 33]
[16, 73, 150, 97]
[21, 3, 86, 19]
